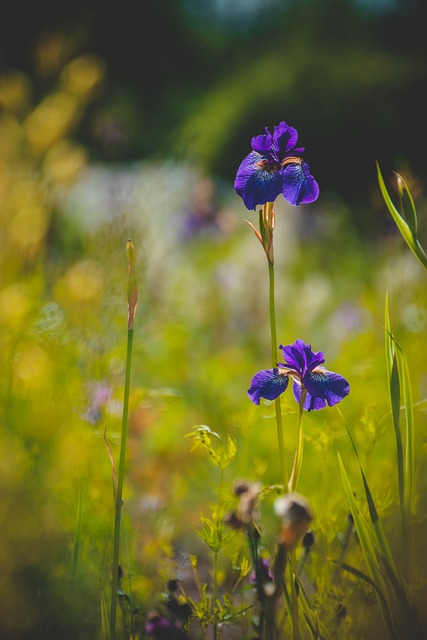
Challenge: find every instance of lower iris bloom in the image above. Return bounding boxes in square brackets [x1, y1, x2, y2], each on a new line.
[234, 120, 319, 210]
[248, 339, 349, 411]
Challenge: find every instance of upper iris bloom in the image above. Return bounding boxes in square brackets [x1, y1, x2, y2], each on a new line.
[234, 121, 319, 210]
[248, 339, 349, 411]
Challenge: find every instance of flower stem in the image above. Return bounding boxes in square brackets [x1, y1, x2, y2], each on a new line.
[288, 392, 306, 493]
[268, 261, 288, 491]
[110, 324, 134, 639]
[213, 466, 224, 640]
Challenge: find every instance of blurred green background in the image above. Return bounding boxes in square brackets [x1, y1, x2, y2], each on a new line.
[1, 0, 427, 638]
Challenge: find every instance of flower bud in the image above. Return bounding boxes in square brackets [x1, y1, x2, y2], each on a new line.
[274, 493, 313, 550]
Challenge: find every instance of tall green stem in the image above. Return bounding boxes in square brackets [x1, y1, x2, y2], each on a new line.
[268, 261, 288, 490]
[288, 392, 305, 493]
[213, 466, 224, 640]
[110, 242, 137, 639]
[110, 326, 134, 639]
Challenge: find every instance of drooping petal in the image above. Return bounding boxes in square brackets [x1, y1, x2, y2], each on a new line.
[280, 340, 324, 376]
[234, 151, 283, 210]
[273, 121, 299, 157]
[248, 368, 289, 405]
[302, 368, 350, 408]
[251, 128, 275, 161]
[281, 161, 320, 206]
[293, 381, 328, 411]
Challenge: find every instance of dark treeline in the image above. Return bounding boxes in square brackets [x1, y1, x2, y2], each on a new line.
[1, 0, 427, 223]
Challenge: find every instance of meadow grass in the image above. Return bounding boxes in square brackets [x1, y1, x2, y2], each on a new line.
[0, 64, 426, 639]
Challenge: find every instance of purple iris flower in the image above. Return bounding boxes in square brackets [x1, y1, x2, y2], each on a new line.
[234, 121, 319, 210]
[248, 339, 349, 411]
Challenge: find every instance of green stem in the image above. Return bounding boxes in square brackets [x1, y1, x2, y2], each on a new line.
[268, 261, 288, 490]
[290, 551, 300, 640]
[213, 465, 224, 640]
[213, 552, 218, 640]
[288, 392, 305, 493]
[110, 326, 134, 639]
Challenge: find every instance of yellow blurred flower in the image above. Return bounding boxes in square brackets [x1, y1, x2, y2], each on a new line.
[14, 343, 52, 392]
[0, 283, 32, 329]
[24, 90, 80, 155]
[60, 54, 106, 100]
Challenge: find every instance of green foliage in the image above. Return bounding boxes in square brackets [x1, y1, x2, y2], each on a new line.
[1, 34, 427, 640]
[186, 425, 237, 470]
[377, 163, 427, 270]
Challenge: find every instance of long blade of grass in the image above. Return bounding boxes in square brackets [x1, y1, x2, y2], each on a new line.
[337, 454, 398, 640]
[376, 162, 427, 270]
[100, 581, 111, 640]
[385, 297, 404, 520]
[391, 336, 415, 523]
[341, 420, 420, 636]
[296, 576, 334, 640]
[342, 421, 399, 576]
[390, 333, 415, 580]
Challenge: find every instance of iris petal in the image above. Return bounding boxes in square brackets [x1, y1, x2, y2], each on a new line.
[282, 161, 320, 206]
[251, 128, 274, 160]
[280, 339, 324, 376]
[273, 121, 299, 156]
[293, 382, 327, 411]
[248, 368, 289, 405]
[234, 151, 283, 210]
[303, 368, 350, 408]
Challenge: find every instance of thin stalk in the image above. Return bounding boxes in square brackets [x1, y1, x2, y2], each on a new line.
[110, 326, 134, 639]
[268, 261, 288, 490]
[288, 392, 305, 493]
[289, 551, 300, 640]
[213, 465, 224, 640]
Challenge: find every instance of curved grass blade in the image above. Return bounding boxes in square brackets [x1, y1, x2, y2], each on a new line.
[340, 418, 420, 637]
[376, 162, 427, 270]
[337, 454, 398, 640]
[395, 171, 417, 235]
[330, 560, 389, 609]
[296, 576, 334, 640]
[384, 296, 415, 576]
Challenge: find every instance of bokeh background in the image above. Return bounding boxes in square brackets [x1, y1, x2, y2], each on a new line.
[1, 1, 427, 638]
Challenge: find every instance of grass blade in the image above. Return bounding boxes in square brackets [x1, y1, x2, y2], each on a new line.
[337, 453, 398, 640]
[341, 419, 420, 637]
[385, 297, 405, 519]
[389, 333, 415, 578]
[376, 162, 427, 270]
[100, 581, 111, 640]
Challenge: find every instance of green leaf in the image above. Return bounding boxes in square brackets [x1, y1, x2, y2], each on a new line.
[385, 296, 404, 513]
[337, 453, 398, 640]
[376, 162, 427, 270]
[395, 171, 417, 235]
[100, 582, 111, 640]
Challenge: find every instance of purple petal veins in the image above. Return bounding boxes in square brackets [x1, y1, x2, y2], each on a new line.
[248, 368, 289, 405]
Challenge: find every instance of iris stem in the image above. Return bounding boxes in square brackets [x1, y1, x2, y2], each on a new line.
[288, 391, 305, 493]
[268, 260, 288, 491]
[110, 325, 134, 639]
